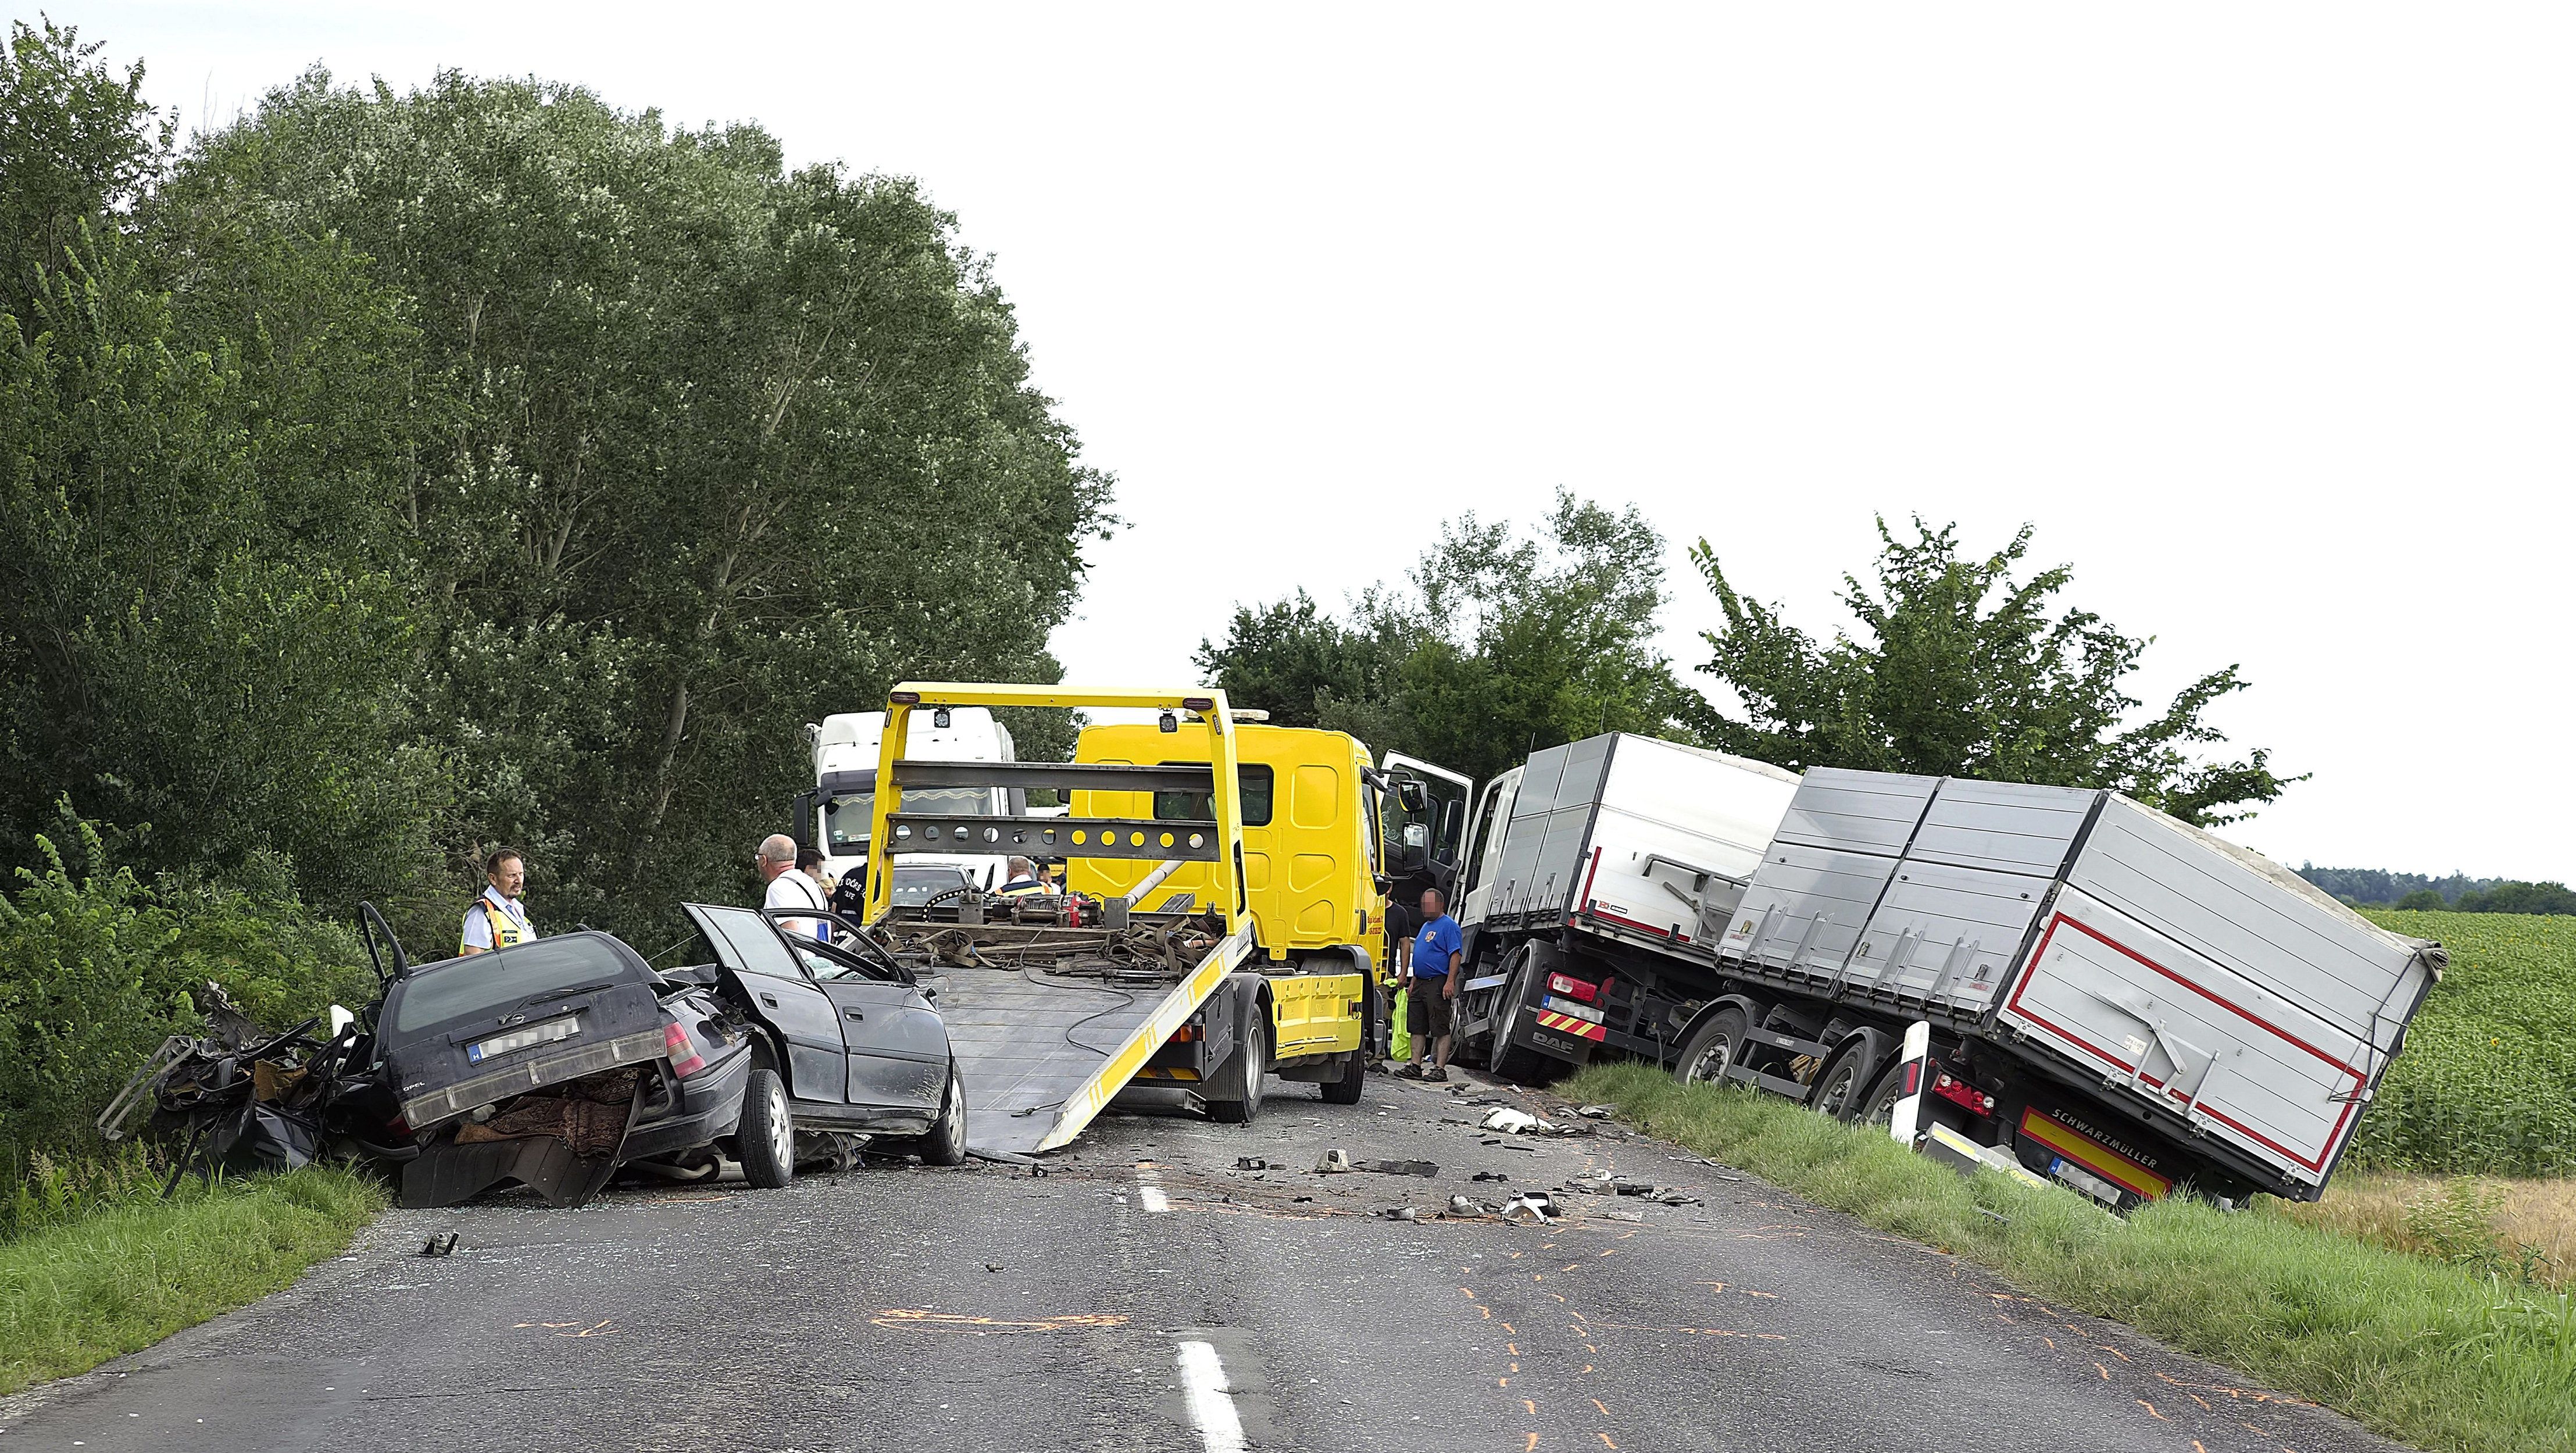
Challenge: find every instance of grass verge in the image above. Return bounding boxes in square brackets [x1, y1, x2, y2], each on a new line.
[1564, 1062, 2576, 1453]
[0, 1166, 385, 1396]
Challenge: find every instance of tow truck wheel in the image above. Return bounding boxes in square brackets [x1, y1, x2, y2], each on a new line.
[1319, 1054, 1365, 1104]
[1209, 995, 1267, 1124]
[737, 1068, 795, 1189]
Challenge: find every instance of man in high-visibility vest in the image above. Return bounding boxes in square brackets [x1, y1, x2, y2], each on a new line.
[459, 847, 538, 956]
[996, 856, 1047, 898]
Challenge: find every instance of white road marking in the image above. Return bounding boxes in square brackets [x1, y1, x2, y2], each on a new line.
[1138, 1185, 1171, 1213]
[1176, 1340, 1246, 1453]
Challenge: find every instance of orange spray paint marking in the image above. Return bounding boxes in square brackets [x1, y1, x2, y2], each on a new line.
[2189, 1395, 2213, 1412]
[1501, 1322, 1516, 1334]
[1596, 1434, 1620, 1450]
[1499, 1377, 1510, 1388]
[1507, 1344, 1521, 1356]
[1480, 1306, 1495, 1320]
[1523, 1436, 1538, 1452]
[1579, 1363, 1594, 1373]
[1562, 1264, 1582, 1273]
[1591, 1399, 1611, 1416]
[1522, 1400, 1537, 1416]
[2094, 1363, 2111, 1381]
[2136, 1400, 2164, 1420]
[1463, 1288, 1478, 1300]
[2041, 1336, 2055, 1350]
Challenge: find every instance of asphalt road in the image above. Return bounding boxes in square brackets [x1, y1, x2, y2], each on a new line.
[2, 1067, 2407, 1453]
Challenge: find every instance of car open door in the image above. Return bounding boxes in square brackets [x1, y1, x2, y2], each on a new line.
[764, 912, 949, 1115]
[680, 903, 848, 1106]
[1379, 752, 1475, 898]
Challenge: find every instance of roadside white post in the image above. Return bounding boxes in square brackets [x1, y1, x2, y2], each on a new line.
[1887, 1020, 1932, 1145]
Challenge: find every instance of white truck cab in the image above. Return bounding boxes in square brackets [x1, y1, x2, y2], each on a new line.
[797, 707, 1021, 895]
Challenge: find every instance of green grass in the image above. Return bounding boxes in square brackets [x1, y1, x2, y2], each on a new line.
[0, 1166, 384, 1395]
[2350, 911, 2576, 1176]
[1566, 1062, 2576, 1453]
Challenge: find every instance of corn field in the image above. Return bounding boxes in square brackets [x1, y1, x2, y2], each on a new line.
[2350, 911, 2576, 1177]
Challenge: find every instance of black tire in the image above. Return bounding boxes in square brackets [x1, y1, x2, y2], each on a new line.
[1209, 992, 1267, 1124]
[1483, 947, 1555, 1083]
[1810, 1030, 1891, 1123]
[1857, 1055, 1909, 1130]
[737, 1067, 795, 1189]
[1319, 1055, 1365, 1105]
[919, 1063, 969, 1165]
[1676, 1006, 1754, 1087]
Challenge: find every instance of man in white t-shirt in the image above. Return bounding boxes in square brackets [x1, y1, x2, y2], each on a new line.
[758, 833, 828, 941]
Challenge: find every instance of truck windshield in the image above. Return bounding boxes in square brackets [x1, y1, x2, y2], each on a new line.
[824, 787, 994, 850]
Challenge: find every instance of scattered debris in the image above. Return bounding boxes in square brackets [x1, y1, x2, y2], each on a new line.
[1234, 1156, 1271, 1171]
[1498, 1193, 1561, 1225]
[1314, 1148, 1353, 1174]
[1568, 1168, 1614, 1192]
[1574, 1104, 1616, 1119]
[420, 1231, 459, 1257]
[984, 1263, 1003, 1272]
[1481, 1108, 1542, 1134]
[1353, 1158, 1438, 1177]
[1382, 1206, 1419, 1222]
[1448, 1195, 1481, 1216]
[1471, 1170, 1510, 1183]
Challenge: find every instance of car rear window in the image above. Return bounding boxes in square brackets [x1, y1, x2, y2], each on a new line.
[384, 937, 641, 1034]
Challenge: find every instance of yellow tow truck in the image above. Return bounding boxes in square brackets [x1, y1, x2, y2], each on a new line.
[851, 683, 1466, 1151]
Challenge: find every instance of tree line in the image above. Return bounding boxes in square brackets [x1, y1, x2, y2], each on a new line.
[2296, 866, 2576, 915]
[0, 22, 1111, 952]
[1199, 496, 2295, 827]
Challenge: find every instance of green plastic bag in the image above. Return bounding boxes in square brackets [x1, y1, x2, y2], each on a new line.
[1389, 986, 1412, 1061]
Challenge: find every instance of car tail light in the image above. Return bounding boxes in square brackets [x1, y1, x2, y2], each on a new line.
[1546, 973, 1599, 1004]
[663, 1018, 706, 1078]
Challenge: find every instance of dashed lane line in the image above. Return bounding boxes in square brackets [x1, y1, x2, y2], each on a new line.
[1176, 1340, 1247, 1453]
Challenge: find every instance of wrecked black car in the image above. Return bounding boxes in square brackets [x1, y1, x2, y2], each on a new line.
[379, 930, 755, 1208]
[105, 906, 763, 1209]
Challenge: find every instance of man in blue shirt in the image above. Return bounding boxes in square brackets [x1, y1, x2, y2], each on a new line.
[1396, 888, 1464, 1082]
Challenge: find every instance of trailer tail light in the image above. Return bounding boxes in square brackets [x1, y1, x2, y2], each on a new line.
[1167, 1024, 1202, 1043]
[663, 1019, 707, 1079]
[1932, 1072, 1996, 1117]
[1546, 973, 1599, 1004]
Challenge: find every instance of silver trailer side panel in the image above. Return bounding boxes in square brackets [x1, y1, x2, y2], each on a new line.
[1769, 767, 1938, 854]
[2064, 798, 2430, 1051]
[1721, 842, 1899, 981]
[1907, 779, 2095, 877]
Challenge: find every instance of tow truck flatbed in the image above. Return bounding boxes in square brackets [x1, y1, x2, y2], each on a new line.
[882, 918, 1256, 1154]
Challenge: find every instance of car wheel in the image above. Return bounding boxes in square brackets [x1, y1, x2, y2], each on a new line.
[1209, 993, 1267, 1124]
[921, 1064, 969, 1166]
[737, 1067, 795, 1189]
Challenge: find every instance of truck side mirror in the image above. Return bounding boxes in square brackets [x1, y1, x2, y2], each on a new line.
[789, 789, 820, 851]
[1403, 823, 1430, 851]
[1398, 780, 1428, 810]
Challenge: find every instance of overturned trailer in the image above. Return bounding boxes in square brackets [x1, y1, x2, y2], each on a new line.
[1453, 736, 2443, 1207]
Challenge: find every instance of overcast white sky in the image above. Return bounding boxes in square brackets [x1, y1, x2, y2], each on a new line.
[63, 2, 2576, 881]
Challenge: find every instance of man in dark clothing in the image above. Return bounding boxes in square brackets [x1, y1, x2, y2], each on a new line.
[1395, 887, 1463, 1082]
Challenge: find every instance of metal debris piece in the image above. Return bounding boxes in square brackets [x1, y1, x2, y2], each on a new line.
[420, 1231, 459, 1257]
[1575, 1104, 1616, 1119]
[1471, 1170, 1510, 1183]
[1315, 1148, 1352, 1173]
[1481, 1108, 1539, 1133]
[1382, 1206, 1419, 1222]
[1235, 1156, 1271, 1170]
[1353, 1158, 1438, 1177]
[1498, 1193, 1560, 1225]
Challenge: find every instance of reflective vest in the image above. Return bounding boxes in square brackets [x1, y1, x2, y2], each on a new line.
[463, 894, 530, 955]
[996, 879, 1048, 898]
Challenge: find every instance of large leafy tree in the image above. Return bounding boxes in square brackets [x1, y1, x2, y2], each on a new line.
[182, 72, 1113, 934]
[1196, 491, 1707, 784]
[1692, 517, 2295, 826]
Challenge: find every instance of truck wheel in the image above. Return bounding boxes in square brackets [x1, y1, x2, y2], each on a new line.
[1484, 948, 1555, 1083]
[1810, 1030, 1890, 1122]
[1677, 1006, 1753, 1087]
[1857, 1056, 1909, 1129]
[1319, 1055, 1365, 1104]
[736, 1068, 795, 1189]
[1209, 994, 1267, 1124]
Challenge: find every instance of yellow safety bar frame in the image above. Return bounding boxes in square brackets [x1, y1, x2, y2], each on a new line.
[862, 683, 1249, 934]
